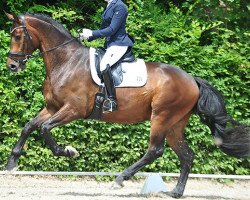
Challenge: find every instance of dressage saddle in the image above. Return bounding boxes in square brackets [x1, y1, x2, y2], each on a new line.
[94, 47, 136, 86]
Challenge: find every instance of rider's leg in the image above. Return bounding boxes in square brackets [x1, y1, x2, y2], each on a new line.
[100, 46, 128, 72]
[102, 66, 117, 112]
[100, 46, 128, 112]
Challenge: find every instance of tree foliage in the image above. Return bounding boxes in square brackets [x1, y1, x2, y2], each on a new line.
[0, 0, 249, 174]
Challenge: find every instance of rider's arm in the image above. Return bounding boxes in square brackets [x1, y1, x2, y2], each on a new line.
[89, 5, 127, 40]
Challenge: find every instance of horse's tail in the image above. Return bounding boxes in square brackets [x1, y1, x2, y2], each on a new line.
[194, 77, 250, 158]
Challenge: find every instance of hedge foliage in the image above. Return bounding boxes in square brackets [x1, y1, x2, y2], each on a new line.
[0, 0, 249, 175]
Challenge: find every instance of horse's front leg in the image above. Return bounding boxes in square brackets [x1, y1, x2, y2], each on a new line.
[6, 108, 51, 171]
[39, 104, 80, 158]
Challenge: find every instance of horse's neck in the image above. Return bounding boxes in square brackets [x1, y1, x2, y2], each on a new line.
[38, 28, 73, 68]
[43, 43, 87, 79]
[28, 17, 85, 75]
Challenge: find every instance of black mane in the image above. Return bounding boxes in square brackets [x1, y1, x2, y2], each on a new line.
[24, 13, 72, 38]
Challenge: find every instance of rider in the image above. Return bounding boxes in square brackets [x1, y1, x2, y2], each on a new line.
[80, 0, 134, 113]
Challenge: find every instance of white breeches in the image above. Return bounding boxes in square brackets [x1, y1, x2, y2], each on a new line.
[100, 45, 128, 72]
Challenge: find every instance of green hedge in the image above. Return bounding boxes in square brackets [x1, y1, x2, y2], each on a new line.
[0, 0, 249, 174]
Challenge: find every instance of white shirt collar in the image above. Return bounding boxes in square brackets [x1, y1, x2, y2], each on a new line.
[107, 0, 113, 6]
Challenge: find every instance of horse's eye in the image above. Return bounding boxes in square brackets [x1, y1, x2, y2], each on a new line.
[15, 35, 21, 41]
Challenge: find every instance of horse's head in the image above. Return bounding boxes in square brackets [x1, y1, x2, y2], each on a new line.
[5, 12, 38, 72]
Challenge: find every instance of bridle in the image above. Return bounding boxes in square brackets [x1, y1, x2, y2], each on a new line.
[8, 15, 77, 64]
[8, 15, 33, 64]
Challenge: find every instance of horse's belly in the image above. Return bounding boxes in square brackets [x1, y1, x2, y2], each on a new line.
[102, 98, 152, 124]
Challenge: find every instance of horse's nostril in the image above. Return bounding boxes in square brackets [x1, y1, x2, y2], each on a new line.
[9, 64, 18, 71]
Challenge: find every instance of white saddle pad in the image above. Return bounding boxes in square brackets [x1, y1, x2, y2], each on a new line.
[89, 47, 147, 87]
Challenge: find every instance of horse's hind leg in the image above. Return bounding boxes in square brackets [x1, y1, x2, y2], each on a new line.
[113, 115, 167, 188]
[165, 113, 194, 198]
[6, 108, 51, 171]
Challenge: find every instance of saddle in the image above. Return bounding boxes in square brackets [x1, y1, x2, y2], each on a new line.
[87, 47, 147, 120]
[94, 47, 136, 86]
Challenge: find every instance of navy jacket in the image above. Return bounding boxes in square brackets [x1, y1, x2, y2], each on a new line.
[89, 0, 134, 48]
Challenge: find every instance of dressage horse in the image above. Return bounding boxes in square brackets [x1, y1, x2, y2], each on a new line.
[5, 12, 249, 198]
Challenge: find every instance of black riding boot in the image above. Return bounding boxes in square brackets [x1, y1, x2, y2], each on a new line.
[102, 65, 117, 112]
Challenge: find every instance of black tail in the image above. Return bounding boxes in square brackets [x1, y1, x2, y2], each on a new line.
[194, 77, 250, 158]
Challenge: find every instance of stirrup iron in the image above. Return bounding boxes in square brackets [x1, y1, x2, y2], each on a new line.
[103, 98, 117, 113]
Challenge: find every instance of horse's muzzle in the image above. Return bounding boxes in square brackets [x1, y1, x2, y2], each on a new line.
[7, 59, 26, 72]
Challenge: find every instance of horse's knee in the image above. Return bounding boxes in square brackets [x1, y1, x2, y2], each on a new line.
[11, 147, 21, 157]
[156, 147, 164, 157]
[148, 146, 164, 159]
[23, 123, 32, 133]
[40, 123, 50, 136]
[23, 121, 37, 133]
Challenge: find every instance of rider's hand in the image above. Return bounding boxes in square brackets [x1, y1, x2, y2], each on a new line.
[79, 28, 93, 40]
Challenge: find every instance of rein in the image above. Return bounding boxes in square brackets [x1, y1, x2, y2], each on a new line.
[8, 16, 77, 64]
[9, 37, 77, 63]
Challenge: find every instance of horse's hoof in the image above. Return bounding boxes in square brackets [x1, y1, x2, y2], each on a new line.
[65, 146, 80, 158]
[110, 181, 124, 190]
[5, 166, 18, 173]
[5, 160, 18, 172]
[167, 189, 183, 199]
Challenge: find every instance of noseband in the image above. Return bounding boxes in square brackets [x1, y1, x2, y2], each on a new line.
[8, 15, 76, 64]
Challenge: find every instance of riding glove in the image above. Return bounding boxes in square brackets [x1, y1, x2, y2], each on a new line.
[80, 28, 93, 40]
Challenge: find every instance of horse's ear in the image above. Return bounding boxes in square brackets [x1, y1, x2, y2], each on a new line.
[4, 11, 19, 22]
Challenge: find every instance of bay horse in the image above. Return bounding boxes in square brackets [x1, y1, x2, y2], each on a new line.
[5, 12, 249, 198]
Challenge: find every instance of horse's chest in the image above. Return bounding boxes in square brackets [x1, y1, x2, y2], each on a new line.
[43, 78, 67, 107]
